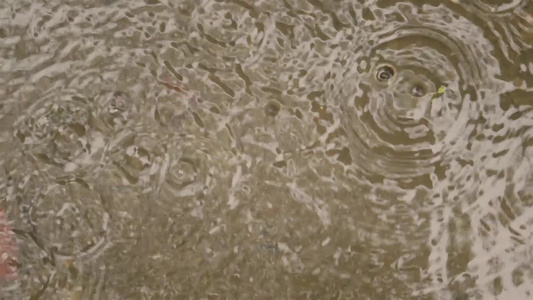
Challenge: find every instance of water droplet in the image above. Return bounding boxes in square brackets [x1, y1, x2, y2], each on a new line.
[265, 100, 281, 116]
[376, 65, 395, 81]
[411, 85, 426, 97]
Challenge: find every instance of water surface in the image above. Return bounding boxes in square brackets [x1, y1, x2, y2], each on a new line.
[0, 0, 532, 299]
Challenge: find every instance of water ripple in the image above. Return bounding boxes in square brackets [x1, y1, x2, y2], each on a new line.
[333, 2, 510, 184]
[1, 0, 532, 299]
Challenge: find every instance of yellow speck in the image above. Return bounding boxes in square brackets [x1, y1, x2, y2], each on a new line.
[432, 85, 446, 102]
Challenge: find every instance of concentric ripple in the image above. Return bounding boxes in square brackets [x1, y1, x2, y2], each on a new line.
[87, 129, 248, 295]
[334, 2, 504, 182]
[456, 0, 533, 62]
[29, 178, 110, 259]
[155, 133, 238, 206]
[332, 2, 533, 298]
[470, 0, 528, 14]
[95, 126, 240, 215]
[10, 91, 103, 176]
[0, 0, 532, 298]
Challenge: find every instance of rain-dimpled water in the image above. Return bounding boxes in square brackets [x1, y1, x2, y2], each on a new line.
[0, 0, 532, 299]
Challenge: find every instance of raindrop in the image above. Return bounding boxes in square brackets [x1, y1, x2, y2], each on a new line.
[265, 100, 281, 117]
[110, 91, 128, 112]
[411, 84, 426, 97]
[376, 65, 395, 82]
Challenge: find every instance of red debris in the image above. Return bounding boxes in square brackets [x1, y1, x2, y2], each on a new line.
[158, 74, 188, 94]
[0, 209, 18, 280]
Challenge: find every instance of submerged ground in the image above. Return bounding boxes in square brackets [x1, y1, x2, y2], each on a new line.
[0, 0, 532, 299]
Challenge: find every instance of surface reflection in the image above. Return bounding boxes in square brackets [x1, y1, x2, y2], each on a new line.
[0, 0, 532, 299]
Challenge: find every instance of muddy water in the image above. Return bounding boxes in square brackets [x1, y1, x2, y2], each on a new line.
[0, 0, 532, 299]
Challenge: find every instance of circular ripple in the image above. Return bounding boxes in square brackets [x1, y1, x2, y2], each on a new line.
[461, 0, 532, 63]
[470, 0, 527, 14]
[335, 3, 503, 181]
[157, 134, 236, 205]
[97, 126, 237, 209]
[10, 92, 105, 176]
[30, 179, 109, 259]
[94, 90, 134, 130]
